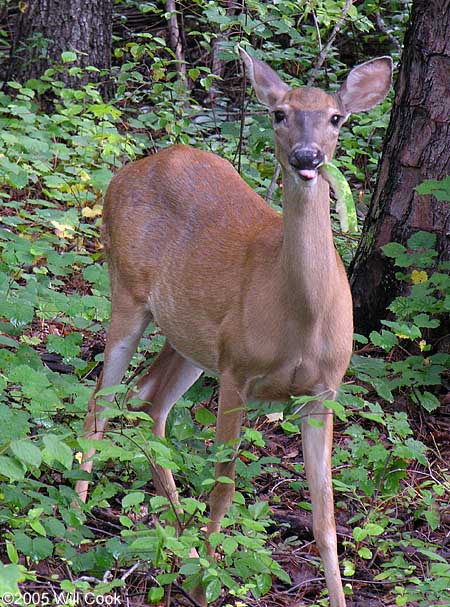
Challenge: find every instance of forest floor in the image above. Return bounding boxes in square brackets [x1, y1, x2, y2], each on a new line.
[26, 365, 448, 607]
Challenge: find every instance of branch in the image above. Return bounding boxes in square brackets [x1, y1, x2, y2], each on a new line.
[373, 12, 402, 53]
[307, 0, 355, 86]
[166, 0, 188, 88]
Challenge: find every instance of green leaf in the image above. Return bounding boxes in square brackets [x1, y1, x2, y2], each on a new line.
[0, 335, 19, 348]
[42, 434, 73, 470]
[222, 537, 238, 555]
[280, 420, 300, 434]
[179, 561, 200, 576]
[407, 230, 436, 250]
[30, 519, 46, 537]
[413, 313, 440, 328]
[365, 523, 384, 536]
[0, 404, 30, 443]
[324, 399, 347, 421]
[122, 492, 145, 510]
[417, 391, 440, 412]
[205, 578, 221, 603]
[382, 320, 421, 340]
[353, 526, 367, 542]
[0, 456, 25, 481]
[369, 329, 398, 351]
[424, 508, 440, 531]
[415, 176, 450, 201]
[31, 536, 53, 560]
[208, 532, 225, 549]
[343, 560, 355, 577]
[358, 546, 372, 559]
[0, 563, 23, 595]
[417, 547, 448, 563]
[10, 439, 42, 468]
[217, 475, 234, 484]
[195, 407, 216, 426]
[6, 542, 19, 565]
[148, 587, 164, 603]
[381, 242, 406, 258]
[47, 332, 82, 360]
[61, 51, 77, 63]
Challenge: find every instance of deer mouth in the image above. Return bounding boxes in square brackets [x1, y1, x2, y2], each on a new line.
[298, 169, 318, 181]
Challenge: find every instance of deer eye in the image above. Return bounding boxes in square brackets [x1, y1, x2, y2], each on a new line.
[330, 114, 342, 127]
[273, 110, 286, 124]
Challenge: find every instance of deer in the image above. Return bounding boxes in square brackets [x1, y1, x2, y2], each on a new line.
[75, 47, 392, 607]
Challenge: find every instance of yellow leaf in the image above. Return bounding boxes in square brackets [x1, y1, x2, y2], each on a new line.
[51, 221, 75, 239]
[411, 270, 428, 284]
[79, 170, 90, 183]
[419, 340, 427, 351]
[82, 205, 103, 218]
[265, 412, 284, 422]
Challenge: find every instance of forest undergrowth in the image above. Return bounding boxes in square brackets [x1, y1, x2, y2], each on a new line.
[0, 2, 449, 606]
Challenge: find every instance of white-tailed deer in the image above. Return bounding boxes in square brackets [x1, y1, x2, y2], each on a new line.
[76, 48, 392, 606]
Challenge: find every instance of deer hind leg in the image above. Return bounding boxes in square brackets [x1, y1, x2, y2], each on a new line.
[301, 398, 346, 607]
[75, 295, 151, 503]
[127, 340, 202, 506]
[130, 342, 205, 605]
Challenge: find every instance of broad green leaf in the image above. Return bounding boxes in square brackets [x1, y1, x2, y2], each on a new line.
[10, 439, 42, 468]
[148, 587, 164, 603]
[0, 563, 23, 595]
[205, 578, 221, 603]
[122, 492, 145, 510]
[42, 434, 73, 470]
[365, 523, 384, 536]
[353, 527, 367, 542]
[0, 456, 25, 481]
[407, 230, 437, 250]
[381, 242, 406, 258]
[6, 542, 19, 565]
[31, 536, 53, 560]
[217, 475, 234, 484]
[61, 51, 77, 63]
[417, 391, 440, 412]
[195, 407, 216, 426]
[358, 546, 372, 559]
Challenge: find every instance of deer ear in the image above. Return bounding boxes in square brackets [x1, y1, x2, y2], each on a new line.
[238, 45, 291, 109]
[337, 57, 393, 114]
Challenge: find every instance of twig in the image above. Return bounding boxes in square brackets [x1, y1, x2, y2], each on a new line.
[235, 69, 248, 174]
[120, 560, 141, 581]
[373, 12, 402, 53]
[172, 582, 205, 607]
[266, 164, 281, 204]
[307, 0, 355, 86]
[165, 0, 188, 88]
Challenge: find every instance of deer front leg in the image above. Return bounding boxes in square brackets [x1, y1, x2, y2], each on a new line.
[301, 399, 346, 607]
[207, 372, 245, 548]
[189, 374, 244, 607]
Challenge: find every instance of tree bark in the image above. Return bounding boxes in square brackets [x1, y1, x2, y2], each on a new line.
[349, 0, 450, 334]
[10, 0, 113, 96]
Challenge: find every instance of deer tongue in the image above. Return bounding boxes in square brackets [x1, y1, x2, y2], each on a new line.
[298, 169, 317, 180]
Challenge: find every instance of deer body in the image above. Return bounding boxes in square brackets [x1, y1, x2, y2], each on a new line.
[104, 145, 352, 400]
[77, 49, 392, 607]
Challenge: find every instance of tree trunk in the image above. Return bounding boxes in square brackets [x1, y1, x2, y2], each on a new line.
[10, 0, 113, 97]
[349, 0, 450, 334]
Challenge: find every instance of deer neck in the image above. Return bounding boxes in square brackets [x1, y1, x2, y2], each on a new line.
[279, 171, 338, 317]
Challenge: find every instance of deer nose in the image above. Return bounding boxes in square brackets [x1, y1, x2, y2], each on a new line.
[288, 147, 324, 171]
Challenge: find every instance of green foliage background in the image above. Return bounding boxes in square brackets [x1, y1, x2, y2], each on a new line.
[0, 1, 448, 606]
